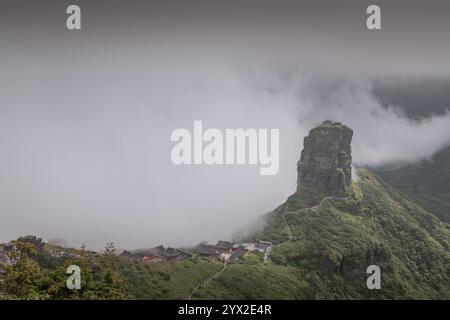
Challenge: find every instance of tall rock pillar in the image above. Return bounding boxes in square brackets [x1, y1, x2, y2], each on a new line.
[296, 121, 353, 198]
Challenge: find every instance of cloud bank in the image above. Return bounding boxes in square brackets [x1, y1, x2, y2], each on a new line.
[278, 74, 450, 165]
[0, 61, 449, 249]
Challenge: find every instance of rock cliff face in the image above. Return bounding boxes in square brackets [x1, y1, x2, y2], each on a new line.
[296, 121, 353, 198]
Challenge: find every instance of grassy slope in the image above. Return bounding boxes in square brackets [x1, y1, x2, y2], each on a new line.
[21, 168, 449, 299]
[373, 146, 450, 224]
[244, 169, 450, 299]
[193, 253, 314, 300]
[117, 253, 314, 300]
[117, 257, 223, 299]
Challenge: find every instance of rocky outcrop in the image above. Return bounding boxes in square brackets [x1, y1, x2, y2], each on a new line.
[17, 235, 45, 252]
[296, 121, 353, 198]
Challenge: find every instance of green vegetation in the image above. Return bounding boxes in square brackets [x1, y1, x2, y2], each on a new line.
[250, 169, 450, 299]
[194, 262, 314, 300]
[287, 187, 329, 209]
[374, 146, 450, 223]
[117, 257, 223, 299]
[0, 239, 225, 300]
[0, 240, 129, 299]
[1, 168, 449, 299]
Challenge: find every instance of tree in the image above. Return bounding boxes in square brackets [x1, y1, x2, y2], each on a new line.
[104, 242, 117, 268]
[0, 241, 47, 299]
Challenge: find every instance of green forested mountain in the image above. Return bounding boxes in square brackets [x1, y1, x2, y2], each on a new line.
[238, 168, 450, 299]
[374, 146, 450, 224]
[1, 122, 449, 300]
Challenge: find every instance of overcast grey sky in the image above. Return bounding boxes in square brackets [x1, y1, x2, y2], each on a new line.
[0, 0, 449, 249]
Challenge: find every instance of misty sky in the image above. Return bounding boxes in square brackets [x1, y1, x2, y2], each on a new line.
[0, 0, 449, 249]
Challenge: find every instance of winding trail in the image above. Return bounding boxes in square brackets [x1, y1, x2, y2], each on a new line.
[187, 194, 354, 296]
[187, 263, 228, 300]
[263, 250, 270, 264]
[266, 194, 353, 263]
[268, 204, 296, 256]
[282, 203, 295, 241]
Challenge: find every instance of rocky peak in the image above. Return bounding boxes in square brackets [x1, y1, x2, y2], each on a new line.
[296, 121, 353, 198]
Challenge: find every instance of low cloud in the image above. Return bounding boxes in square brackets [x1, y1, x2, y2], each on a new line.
[0, 62, 449, 249]
[278, 74, 450, 166]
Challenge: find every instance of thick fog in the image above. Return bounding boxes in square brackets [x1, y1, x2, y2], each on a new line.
[1, 61, 449, 249]
[1, 0, 450, 249]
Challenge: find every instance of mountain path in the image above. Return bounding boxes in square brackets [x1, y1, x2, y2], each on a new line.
[187, 263, 228, 300]
[267, 194, 352, 263]
[283, 203, 295, 241]
[187, 194, 354, 293]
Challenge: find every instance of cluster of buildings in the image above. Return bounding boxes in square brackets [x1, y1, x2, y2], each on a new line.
[126, 240, 273, 265]
[126, 245, 193, 264]
[196, 240, 273, 262]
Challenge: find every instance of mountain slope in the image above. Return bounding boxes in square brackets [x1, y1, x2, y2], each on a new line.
[373, 146, 450, 224]
[237, 168, 450, 299]
[2, 122, 450, 300]
[200, 122, 450, 299]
